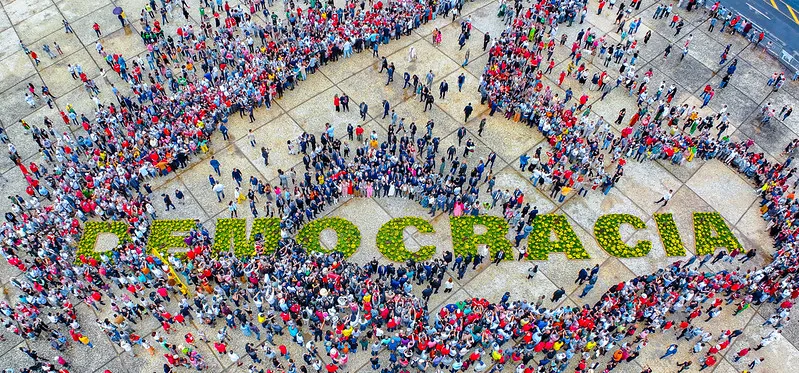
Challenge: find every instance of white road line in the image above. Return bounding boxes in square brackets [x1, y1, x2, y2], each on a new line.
[747, 2, 774, 19]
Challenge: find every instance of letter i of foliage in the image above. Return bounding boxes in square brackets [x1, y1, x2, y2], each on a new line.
[654, 213, 687, 256]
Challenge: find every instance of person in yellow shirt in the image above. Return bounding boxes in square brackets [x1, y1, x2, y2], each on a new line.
[78, 334, 94, 348]
[559, 185, 572, 203]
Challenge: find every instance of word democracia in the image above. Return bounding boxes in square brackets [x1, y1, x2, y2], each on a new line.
[77, 212, 743, 262]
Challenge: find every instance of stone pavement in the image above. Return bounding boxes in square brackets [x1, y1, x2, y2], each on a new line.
[0, 0, 798, 372]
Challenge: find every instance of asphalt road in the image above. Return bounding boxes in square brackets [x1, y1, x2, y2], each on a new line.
[721, 0, 799, 60]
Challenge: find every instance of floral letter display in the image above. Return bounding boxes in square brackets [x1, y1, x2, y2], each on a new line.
[693, 212, 742, 255]
[654, 213, 687, 256]
[213, 218, 248, 256]
[248, 218, 281, 256]
[147, 219, 196, 258]
[213, 218, 281, 258]
[76, 221, 131, 261]
[376, 217, 436, 261]
[78, 212, 742, 261]
[296, 217, 362, 257]
[450, 216, 513, 260]
[594, 214, 652, 258]
[527, 214, 590, 260]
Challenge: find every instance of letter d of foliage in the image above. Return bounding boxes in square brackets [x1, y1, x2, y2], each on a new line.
[213, 218, 281, 258]
[147, 220, 196, 259]
[296, 217, 361, 257]
[527, 214, 590, 260]
[594, 214, 651, 258]
[693, 212, 742, 255]
[449, 216, 513, 261]
[76, 221, 131, 262]
[376, 217, 436, 262]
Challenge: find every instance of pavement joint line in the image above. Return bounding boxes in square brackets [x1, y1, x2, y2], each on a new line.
[733, 194, 762, 228]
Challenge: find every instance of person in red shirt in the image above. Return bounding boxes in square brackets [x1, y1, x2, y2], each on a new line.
[700, 355, 716, 370]
[213, 342, 227, 354]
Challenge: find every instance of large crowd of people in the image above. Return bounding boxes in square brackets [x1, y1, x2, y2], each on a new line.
[1, 0, 798, 372]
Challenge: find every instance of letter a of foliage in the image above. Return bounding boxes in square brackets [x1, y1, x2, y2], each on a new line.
[296, 217, 361, 257]
[527, 214, 590, 260]
[693, 212, 742, 255]
[449, 216, 513, 261]
[654, 213, 687, 256]
[147, 220, 196, 258]
[376, 217, 436, 262]
[594, 214, 652, 258]
[76, 221, 131, 262]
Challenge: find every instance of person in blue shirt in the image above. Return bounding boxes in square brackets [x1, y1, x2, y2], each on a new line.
[519, 153, 530, 170]
[210, 156, 221, 176]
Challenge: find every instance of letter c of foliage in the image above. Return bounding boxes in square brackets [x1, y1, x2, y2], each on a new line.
[76, 221, 131, 262]
[449, 216, 513, 261]
[693, 212, 742, 256]
[654, 213, 687, 256]
[376, 217, 436, 261]
[212, 218, 281, 258]
[147, 219, 196, 259]
[296, 217, 361, 257]
[527, 214, 590, 260]
[594, 214, 652, 258]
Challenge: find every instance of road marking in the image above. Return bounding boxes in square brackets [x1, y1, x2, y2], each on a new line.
[787, 4, 799, 24]
[747, 2, 773, 19]
[770, 0, 779, 9]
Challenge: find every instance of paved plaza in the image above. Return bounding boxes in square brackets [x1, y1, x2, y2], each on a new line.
[0, 0, 798, 372]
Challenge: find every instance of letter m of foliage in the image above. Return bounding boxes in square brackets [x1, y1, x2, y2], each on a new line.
[594, 214, 652, 257]
[76, 221, 131, 262]
[527, 214, 590, 260]
[449, 216, 513, 261]
[693, 212, 742, 255]
[213, 218, 281, 258]
[296, 217, 362, 257]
